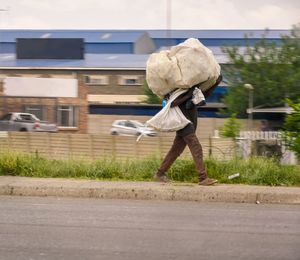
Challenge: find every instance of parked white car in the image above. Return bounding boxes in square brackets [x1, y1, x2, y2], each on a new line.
[0, 112, 58, 132]
[110, 120, 157, 137]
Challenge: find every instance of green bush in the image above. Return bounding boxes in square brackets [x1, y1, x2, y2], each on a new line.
[282, 99, 300, 159]
[143, 81, 162, 104]
[220, 113, 241, 138]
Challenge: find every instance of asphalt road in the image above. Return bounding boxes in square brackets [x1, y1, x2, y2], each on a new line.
[0, 196, 299, 260]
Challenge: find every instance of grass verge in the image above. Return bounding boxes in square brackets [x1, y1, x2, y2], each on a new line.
[0, 151, 299, 186]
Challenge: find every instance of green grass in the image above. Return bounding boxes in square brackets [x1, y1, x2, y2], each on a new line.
[0, 151, 299, 186]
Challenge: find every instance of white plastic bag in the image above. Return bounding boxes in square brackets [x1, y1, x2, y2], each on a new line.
[146, 38, 221, 97]
[146, 89, 191, 132]
[192, 88, 205, 105]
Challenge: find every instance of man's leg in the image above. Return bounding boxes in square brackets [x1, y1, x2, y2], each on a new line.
[183, 133, 217, 185]
[154, 135, 186, 182]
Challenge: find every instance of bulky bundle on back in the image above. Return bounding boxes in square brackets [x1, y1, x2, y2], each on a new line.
[146, 38, 221, 97]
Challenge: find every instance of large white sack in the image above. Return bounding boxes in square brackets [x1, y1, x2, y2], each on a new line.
[146, 38, 221, 97]
[145, 52, 182, 97]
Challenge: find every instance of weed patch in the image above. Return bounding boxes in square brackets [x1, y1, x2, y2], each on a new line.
[0, 151, 299, 186]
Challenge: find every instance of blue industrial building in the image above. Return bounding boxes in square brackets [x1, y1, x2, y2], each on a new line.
[0, 29, 287, 55]
[0, 29, 289, 117]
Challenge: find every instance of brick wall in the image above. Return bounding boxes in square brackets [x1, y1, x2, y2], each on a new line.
[0, 70, 88, 133]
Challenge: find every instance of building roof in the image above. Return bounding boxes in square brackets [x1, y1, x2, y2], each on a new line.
[146, 29, 289, 39]
[0, 29, 289, 43]
[0, 30, 148, 43]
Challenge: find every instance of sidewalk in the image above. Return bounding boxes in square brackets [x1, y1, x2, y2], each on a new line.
[0, 176, 300, 204]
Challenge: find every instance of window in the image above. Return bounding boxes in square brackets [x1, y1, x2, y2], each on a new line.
[85, 75, 109, 85]
[23, 105, 46, 121]
[118, 76, 141, 86]
[117, 121, 126, 127]
[57, 106, 78, 127]
[125, 121, 136, 128]
[125, 79, 138, 85]
[19, 114, 35, 121]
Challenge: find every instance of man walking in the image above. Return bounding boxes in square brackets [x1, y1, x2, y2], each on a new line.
[154, 75, 222, 185]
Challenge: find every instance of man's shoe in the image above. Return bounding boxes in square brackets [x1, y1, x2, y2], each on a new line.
[199, 178, 218, 186]
[154, 173, 170, 183]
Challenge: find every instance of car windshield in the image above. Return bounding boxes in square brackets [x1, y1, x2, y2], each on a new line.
[19, 114, 39, 121]
[132, 121, 145, 127]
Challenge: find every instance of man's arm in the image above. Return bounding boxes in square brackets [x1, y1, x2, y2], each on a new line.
[170, 74, 223, 108]
[203, 75, 223, 98]
[170, 87, 195, 108]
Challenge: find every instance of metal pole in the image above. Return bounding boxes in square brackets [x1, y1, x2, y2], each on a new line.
[249, 88, 254, 130]
[166, 0, 172, 47]
[244, 84, 254, 131]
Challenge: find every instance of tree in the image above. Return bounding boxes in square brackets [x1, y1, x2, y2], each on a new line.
[222, 24, 300, 117]
[143, 81, 162, 104]
[282, 99, 300, 160]
[220, 113, 241, 138]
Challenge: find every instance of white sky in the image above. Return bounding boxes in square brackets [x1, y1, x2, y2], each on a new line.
[0, 0, 299, 30]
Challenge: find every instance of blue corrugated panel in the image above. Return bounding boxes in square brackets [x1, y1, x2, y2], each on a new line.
[153, 38, 282, 48]
[206, 86, 228, 103]
[0, 51, 229, 68]
[0, 53, 150, 68]
[0, 43, 15, 53]
[85, 43, 133, 54]
[89, 104, 223, 118]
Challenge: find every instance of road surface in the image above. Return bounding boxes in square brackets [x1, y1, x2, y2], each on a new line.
[0, 196, 299, 260]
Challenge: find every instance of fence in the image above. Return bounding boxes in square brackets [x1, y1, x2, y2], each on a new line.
[0, 132, 236, 161]
[239, 131, 281, 140]
[237, 131, 297, 164]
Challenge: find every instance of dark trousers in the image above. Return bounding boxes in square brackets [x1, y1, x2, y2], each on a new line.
[157, 132, 207, 181]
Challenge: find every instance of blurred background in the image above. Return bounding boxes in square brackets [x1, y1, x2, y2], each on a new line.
[0, 0, 299, 163]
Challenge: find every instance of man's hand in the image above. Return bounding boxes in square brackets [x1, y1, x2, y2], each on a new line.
[185, 100, 195, 109]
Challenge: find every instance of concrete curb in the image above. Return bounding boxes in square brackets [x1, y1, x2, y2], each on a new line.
[0, 176, 300, 204]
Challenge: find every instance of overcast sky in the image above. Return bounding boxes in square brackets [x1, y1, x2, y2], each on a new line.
[0, 0, 299, 30]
